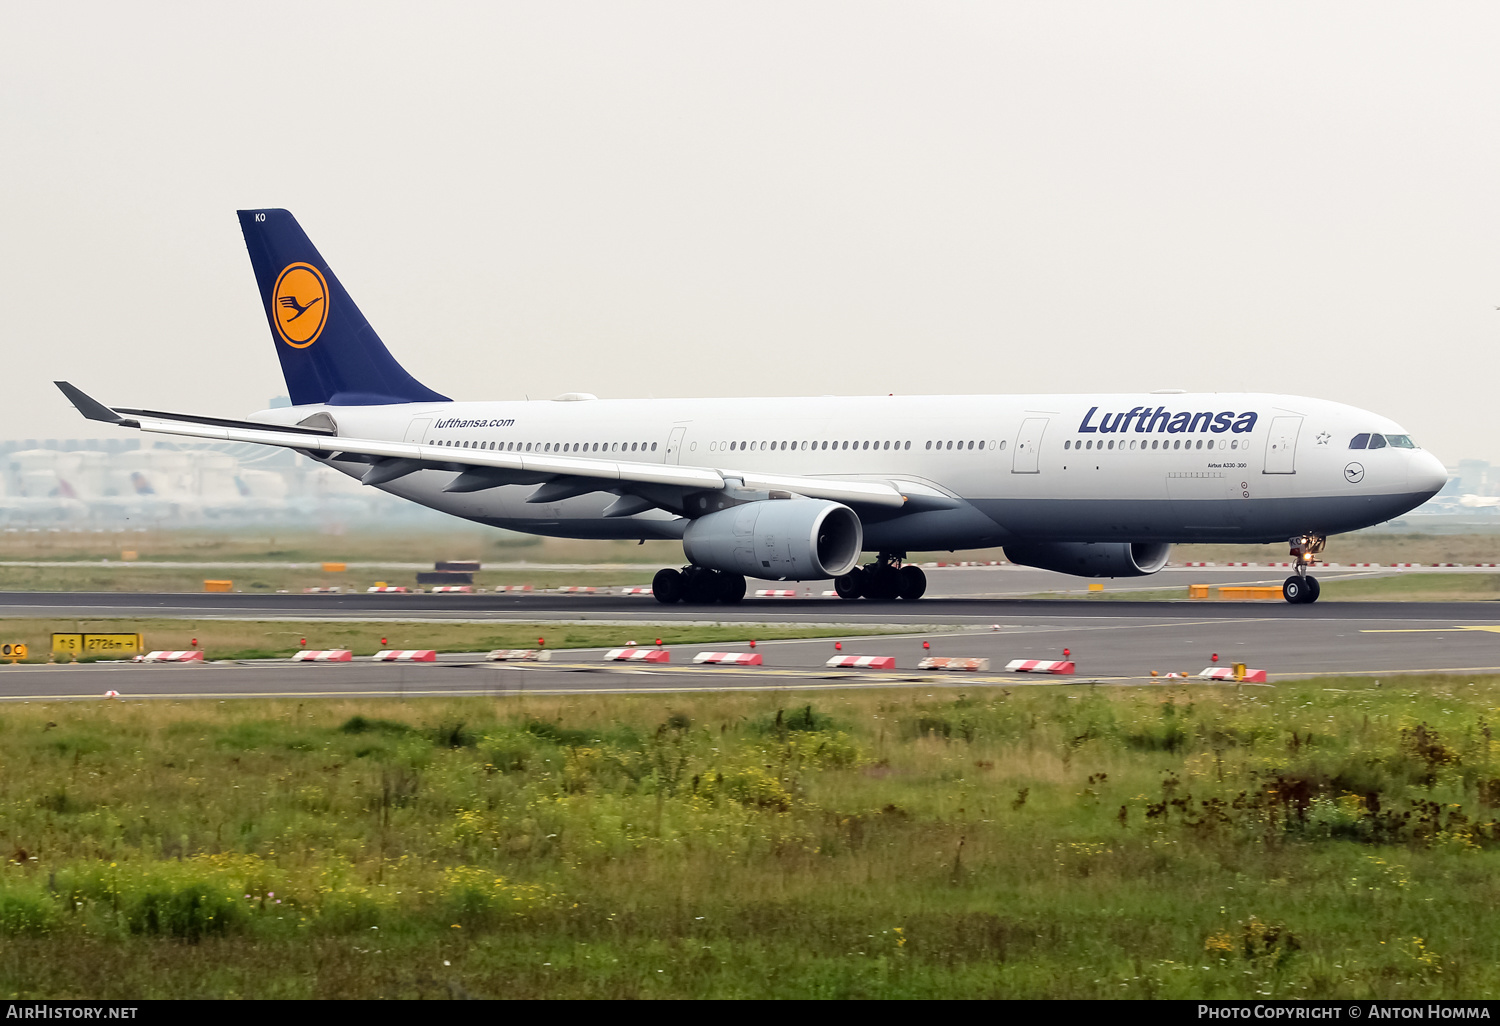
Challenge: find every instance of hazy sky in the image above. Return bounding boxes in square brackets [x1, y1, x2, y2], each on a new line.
[3, 3, 1497, 464]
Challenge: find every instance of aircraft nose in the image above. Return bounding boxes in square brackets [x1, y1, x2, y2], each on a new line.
[1412, 450, 1448, 498]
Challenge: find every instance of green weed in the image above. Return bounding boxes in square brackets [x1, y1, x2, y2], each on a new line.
[0, 680, 1499, 997]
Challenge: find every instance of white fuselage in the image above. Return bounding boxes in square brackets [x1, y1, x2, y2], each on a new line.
[253, 391, 1446, 552]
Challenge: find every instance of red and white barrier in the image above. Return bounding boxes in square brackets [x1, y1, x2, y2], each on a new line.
[372, 650, 436, 662]
[136, 651, 204, 663]
[1225, 562, 1256, 567]
[302, 586, 341, 594]
[292, 650, 352, 662]
[1390, 563, 1416, 568]
[605, 648, 670, 663]
[754, 590, 798, 598]
[693, 652, 763, 666]
[1197, 666, 1268, 683]
[620, 587, 653, 595]
[821, 590, 839, 597]
[488, 649, 551, 662]
[1004, 659, 1075, 674]
[918, 657, 990, 671]
[366, 586, 409, 594]
[555, 586, 598, 594]
[428, 586, 473, 594]
[1181, 562, 1215, 567]
[493, 584, 533, 592]
[825, 655, 897, 670]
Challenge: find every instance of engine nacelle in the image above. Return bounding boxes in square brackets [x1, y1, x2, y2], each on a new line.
[683, 499, 862, 580]
[1002, 541, 1172, 578]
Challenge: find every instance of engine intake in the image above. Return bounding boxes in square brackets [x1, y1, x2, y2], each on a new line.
[1002, 541, 1172, 578]
[683, 499, 862, 580]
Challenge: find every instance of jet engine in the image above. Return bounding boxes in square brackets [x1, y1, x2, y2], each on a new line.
[1002, 541, 1172, 578]
[683, 499, 862, 580]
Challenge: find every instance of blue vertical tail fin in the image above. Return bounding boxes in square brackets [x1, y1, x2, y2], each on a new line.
[237, 209, 449, 406]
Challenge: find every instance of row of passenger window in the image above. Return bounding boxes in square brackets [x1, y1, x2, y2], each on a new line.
[925, 439, 1006, 451]
[1350, 433, 1415, 450]
[432, 439, 658, 454]
[706, 439, 1011, 454]
[1065, 437, 1245, 451]
[709, 440, 913, 452]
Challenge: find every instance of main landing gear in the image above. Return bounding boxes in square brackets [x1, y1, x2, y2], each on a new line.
[833, 553, 926, 602]
[1282, 534, 1325, 605]
[652, 566, 745, 605]
[651, 554, 929, 605]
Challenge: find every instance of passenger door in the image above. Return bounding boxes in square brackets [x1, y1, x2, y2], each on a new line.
[1263, 416, 1302, 474]
[404, 418, 431, 444]
[1012, 418, 1049, 474]
[665, 426, 686, 465]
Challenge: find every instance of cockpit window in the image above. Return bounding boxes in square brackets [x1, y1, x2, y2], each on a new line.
[1349, 433, 1370, 449]
[1366, 433, 1387, 450]
[1385, 434, 1416, 448]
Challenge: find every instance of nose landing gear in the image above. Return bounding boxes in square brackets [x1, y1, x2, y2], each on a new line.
[1282, 534, 1325, 604]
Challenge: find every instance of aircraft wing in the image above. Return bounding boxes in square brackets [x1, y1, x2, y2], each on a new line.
[55, 382, 908, 512]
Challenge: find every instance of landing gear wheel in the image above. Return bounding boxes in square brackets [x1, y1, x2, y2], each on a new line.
[863, 563, 900, 601]
[681, 567, 718, 605]
[1283, 575, 1318, 604]
[652, 568, 683, 604]
[898, 564, 927, 601]
[834, 567, 865, 600]
[716, 572, 746, 604]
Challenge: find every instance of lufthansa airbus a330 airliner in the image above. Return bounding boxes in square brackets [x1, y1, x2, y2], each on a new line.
[57, 209, 1446, 604]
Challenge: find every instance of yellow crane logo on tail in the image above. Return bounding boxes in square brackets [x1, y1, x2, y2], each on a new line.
[272, 262, 329, 348]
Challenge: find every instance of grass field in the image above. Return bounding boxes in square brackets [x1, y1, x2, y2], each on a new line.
[0, 528, 678, 566]
[3, 677, 1500, 998]
[0, 565, 658, 595]
[0, 619, 895, 663]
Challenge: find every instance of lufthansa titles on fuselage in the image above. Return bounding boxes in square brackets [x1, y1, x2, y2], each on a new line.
[1077, 406, 1259, 435]
[434, 417, 515, 429]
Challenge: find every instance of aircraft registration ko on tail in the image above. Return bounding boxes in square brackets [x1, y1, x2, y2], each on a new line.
[56, 209, 1446, 605]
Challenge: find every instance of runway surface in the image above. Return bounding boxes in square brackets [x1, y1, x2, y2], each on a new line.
[0, 561, 1473, 614]
[2, 582, 1498, 702]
